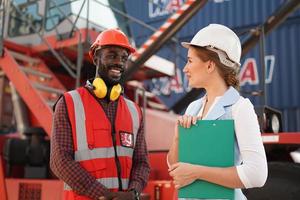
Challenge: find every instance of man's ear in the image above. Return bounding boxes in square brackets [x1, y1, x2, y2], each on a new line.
[93, 49, 102, 65]
[93, 57, 98, 66]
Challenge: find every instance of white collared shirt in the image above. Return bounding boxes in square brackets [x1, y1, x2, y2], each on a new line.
[197, 95, 267, 188]
[197, 96, 221, 119]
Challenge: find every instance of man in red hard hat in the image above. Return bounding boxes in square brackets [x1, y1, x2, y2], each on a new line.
[50, 28, 150, 200]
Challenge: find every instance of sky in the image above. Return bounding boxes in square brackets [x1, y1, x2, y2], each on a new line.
[71, 0, 118, 29]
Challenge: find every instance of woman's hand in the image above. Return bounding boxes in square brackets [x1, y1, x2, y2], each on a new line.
[169, 162, 200, 189]
[177, 115, 198, 129]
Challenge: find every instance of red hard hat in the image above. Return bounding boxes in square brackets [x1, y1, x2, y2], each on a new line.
[89, 28, 135, 60]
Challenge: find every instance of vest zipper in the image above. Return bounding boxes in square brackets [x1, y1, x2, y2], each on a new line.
[111, 129, 123, 191]
[91, 91, 124, 191]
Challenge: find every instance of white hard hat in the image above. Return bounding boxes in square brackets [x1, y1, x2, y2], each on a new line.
[182, 24, 241, 68]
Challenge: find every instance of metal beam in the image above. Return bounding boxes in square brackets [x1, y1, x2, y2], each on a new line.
[171, 0, 300, 114]
[100, 0, 179, 43]
[242, 0, 300, 57]
[0, 155, 8, 200]
[0, 0, 6, 57]
[0, 49, 53, 135]
[124, 0, 208, 82]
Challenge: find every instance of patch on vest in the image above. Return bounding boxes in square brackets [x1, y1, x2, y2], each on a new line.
[120, 131, 134, 148]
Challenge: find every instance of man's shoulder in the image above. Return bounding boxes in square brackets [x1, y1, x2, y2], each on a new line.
[122, 96, 142, 115]
[122, 96, 138, 106]
[53, 95, 66, 112]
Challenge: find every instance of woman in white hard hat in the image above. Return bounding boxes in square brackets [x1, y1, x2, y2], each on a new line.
[167, 24, 268, 200]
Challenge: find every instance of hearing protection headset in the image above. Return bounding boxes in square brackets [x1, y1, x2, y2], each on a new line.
[92, 77, 122, 101]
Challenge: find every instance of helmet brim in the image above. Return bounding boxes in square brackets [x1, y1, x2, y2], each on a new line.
[181, 42, 192, 48]
[181, 42, 204, 49]
[113, 44, 136, 53]
[96, 44, 136, 54]
[89, 44, 136, 62]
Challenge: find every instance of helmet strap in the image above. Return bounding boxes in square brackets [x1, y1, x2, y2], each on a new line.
[206, 46, 238, 69]
[95, 59, 100, 79]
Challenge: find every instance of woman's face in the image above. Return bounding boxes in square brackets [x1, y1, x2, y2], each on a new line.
[183, 47, 210, 88]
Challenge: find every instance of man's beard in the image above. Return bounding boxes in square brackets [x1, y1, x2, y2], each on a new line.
[98, 63, 125, 86]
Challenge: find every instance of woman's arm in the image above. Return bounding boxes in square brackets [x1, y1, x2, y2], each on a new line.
[167, 124, 179, 166]
[167, 115, 198, 167]
[169, 163, 244, 189]
[233, 98, 268, 188]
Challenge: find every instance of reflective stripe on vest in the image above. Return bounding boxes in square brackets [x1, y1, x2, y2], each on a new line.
[75, 146, 133, 161]
[64, 178, 129, 190]
[68, 90, 87, 151]
[124, 98, 140, 147]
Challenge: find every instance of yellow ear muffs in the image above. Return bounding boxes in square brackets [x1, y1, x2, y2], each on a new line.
[92, 77, 122, 101]
[110, 84, 122, 101]
[92, 77, 107, 98]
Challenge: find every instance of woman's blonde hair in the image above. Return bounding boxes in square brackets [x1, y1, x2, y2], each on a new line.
[191, 46, 240, 90]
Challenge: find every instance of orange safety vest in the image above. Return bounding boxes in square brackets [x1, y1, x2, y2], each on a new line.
[63, 87, 141, 200]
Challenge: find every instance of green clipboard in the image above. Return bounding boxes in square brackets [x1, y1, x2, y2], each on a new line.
[178, 120, 235, 199]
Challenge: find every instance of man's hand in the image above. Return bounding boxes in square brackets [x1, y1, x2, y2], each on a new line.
[98, 191, 135, 200]
[98, 191, 117, 200]
[112, 191, 135, 200]
[169, 162, 200, 189]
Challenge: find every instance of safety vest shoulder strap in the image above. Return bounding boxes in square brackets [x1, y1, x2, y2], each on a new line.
[122, 96, 142, 126]
[64, 88, 87, 151]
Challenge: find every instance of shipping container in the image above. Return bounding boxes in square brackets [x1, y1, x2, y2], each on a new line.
[124, 0, 300, 43]
[124, 0, 300, 131]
